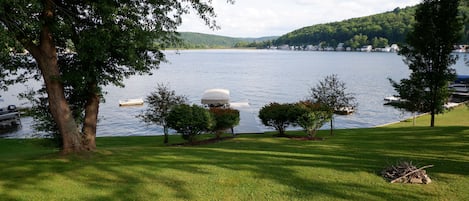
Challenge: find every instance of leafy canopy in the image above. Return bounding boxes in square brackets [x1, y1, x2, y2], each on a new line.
[309, 74, 356, 135]
[392, 0, 462, 127]
[0, 0, 232, 152]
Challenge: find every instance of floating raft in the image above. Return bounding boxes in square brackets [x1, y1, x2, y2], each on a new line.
[201, 89, 230, 107]
[119, 98, 144, 106]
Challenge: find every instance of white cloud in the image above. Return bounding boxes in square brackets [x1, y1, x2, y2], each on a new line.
[178, 0, 421, 37]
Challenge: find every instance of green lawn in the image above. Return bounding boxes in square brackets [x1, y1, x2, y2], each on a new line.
[1, 106, 468, 201]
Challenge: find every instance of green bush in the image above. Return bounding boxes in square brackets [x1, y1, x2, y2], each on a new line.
[295, 101, 332, 138]
[166, 104, 213, 142]
[258, 102, 301, 136]
[209, 108, 240, 138]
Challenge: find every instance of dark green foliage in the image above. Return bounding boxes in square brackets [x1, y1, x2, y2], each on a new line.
[0, 0, 230, 151]
[295, 101, 332, 138]
[138, 83, 188, 144]
[17, 89, 62, 148]
[175, 32, 278, 49]
[392, 0, 462, 127]
[274, 6, 417, 46]
[166, 104, 213, 142]
[258, 102, 302, 136]
[309, 74, 356, 135]
[388, 78, 427, 112]
[209, 108, 240, 138]
[273, 3, 469, 47]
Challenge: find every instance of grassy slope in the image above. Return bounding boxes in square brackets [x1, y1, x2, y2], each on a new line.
[0, 106, 468, 201]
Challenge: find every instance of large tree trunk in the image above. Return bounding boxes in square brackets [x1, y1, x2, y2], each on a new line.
[82, 82, 99, 151]
[30, 0, 83, 154]
[32, 44, 83, 153]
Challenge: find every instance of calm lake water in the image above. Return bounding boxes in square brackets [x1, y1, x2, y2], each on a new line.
[2, 49, 469, 138]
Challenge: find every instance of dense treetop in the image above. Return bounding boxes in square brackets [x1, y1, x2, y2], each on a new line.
[274, 3, 469, 47]
[274, 7, 416, 47]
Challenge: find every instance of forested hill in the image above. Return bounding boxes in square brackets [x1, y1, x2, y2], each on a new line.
[176, 32, 278, 48]
[274, 7, 416, 47]
[274, 5, 469, 48]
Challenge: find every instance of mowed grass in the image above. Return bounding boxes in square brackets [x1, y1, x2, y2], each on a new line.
[1, 106, 468, 201]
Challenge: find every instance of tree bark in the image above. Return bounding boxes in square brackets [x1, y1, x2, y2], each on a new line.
[82, 82, 99, 151]
[31, 0, 83, 154]
[329, 118, 334, 136]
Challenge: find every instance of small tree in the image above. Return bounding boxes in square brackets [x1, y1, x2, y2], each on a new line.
[309, 74, 356, 135]
[138, 83, 187, 144]
[295, 101, 332, 138]
[392, 0, 462, 127]
[166, 104, 213, 143]
[258, 102, 300, 137]
[209, 108, 240, 138]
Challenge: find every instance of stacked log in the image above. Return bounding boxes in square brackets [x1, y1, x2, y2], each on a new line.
[381, 161, 433, 184]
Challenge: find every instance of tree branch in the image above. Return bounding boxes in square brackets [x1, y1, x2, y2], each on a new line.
[390, 165, 434, 183]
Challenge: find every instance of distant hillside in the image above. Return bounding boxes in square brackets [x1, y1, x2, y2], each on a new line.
[176, 32, 279, 49]
[274, 6, 416, 48]
[274, 4, 469, 48]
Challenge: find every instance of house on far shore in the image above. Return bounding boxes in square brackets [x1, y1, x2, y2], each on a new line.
[336, 43, 345, 51]
[277, 44, 290, 50]
[390, 44, 399, 52]
[360, 45, 372, 52]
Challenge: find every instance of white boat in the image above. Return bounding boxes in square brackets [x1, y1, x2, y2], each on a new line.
[444, 102, 460, 109]
[334, 107, 354, 115]
[384, 96, 401, 102]
[0, 105, 21, 128]
[201, 89, 230, 108]
[119, 98, 144, 106]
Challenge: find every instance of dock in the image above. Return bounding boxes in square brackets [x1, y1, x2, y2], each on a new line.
[0, 105, 21, 129]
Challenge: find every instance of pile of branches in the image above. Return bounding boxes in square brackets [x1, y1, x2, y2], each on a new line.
[381, 161, 433, 184]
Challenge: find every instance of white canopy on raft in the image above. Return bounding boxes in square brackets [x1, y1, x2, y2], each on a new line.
[201, 89, 230, 106]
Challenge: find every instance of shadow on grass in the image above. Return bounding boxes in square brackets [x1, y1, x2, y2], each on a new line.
[0, 126, 468, 200]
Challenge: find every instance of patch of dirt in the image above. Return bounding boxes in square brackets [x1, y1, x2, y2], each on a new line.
[171, 136, 235, 146]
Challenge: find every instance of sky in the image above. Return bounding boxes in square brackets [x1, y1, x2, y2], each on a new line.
[178, 0, 421, 38]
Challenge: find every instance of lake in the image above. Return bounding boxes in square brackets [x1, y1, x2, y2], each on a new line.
[2, 49, 469, 138]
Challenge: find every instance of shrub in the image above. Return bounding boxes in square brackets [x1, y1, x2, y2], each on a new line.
[209, 108, 240, 138]
[166, 104, 213, 142]
[258, 102, 301, 136]
[137, 83, 187, 144]
[295, 101, 332, 138]
[309, 74, 356, 135]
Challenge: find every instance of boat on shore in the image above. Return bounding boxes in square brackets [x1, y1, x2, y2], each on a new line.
[334, 107, 355, 115]
[0, 105, 21, 129]
[119, 98, 144, 106]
